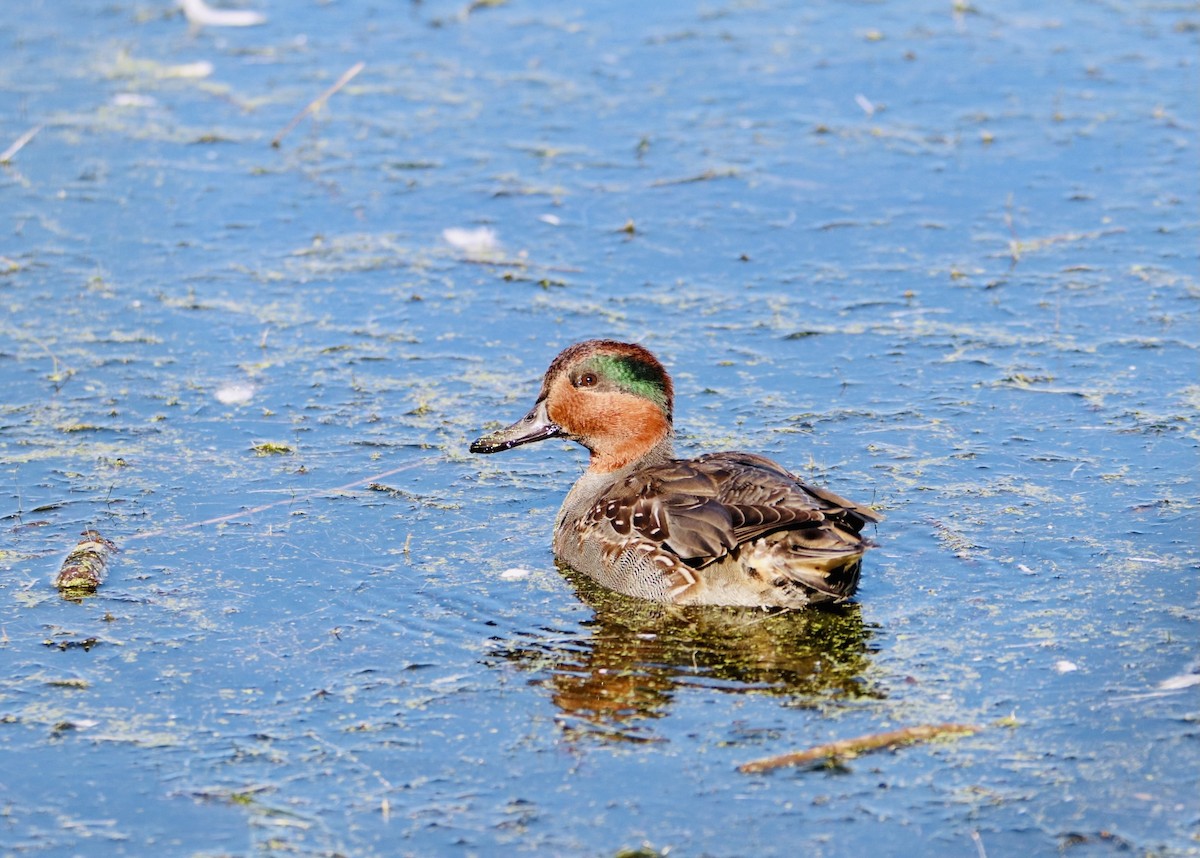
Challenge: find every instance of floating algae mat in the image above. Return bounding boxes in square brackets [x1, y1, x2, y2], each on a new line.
[52, 530, 117, 597]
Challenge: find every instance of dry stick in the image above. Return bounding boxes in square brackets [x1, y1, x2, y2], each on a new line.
[125, 455, 441, 542]
[738, 723, 981, 774]
[1, 124, 43, 164]
[271, 61, 365, 148]
[455, 257, 584, 273]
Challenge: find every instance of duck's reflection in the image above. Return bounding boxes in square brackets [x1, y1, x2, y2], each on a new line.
[489, 569, 881, 740]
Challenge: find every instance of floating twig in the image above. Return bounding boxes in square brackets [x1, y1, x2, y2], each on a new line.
[271, 61, 365, 149]
[738, 723, 981, 774]
[651, 167, 739, 187]
[461, 0, 508, 18]
[53, 530, 118, 595]
[1, 124, 43, 165]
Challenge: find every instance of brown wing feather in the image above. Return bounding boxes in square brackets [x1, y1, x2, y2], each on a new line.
[591, 451, 879, 567]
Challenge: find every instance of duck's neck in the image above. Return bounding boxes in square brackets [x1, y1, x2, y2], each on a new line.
[587, 426, 674, 474]
[597, 433, 674, 474]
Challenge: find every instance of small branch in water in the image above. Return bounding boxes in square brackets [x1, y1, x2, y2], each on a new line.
[651, 167, 739, 187]
[271, 61, 365, 149]
[461, 0, 508, 17]
[1, 124, 43, 164]
[738, 723, 980, 774]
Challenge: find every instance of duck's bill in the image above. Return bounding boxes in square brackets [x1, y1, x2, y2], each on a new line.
[469, 400, 564, 454]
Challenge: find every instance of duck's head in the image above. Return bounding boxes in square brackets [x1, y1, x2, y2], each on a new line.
[470, 340, 674, 473]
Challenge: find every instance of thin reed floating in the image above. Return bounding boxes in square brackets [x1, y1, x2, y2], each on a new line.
[738, 723, 981, 774]
[271, 61, 365, 148]
[1, 124, 43, 164]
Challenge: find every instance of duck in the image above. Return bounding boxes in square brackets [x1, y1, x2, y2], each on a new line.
[469, 340, 882, 609]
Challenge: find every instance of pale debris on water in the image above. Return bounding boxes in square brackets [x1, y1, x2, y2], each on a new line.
[499, 568, 532, 581]
[180, 0, 266, 27]
[1158, 673, 1200, 691]
[215, 382, 255, 405]
[111, 52, 214, 80]
[1158, 661, 1200, 691]
[112, 93, 158, 108]
[442, 226, 499, 257]
[1054, 660, 1079, 674]
[160, 60, 214, 79]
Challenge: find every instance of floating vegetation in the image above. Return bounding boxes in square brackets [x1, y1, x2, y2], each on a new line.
[53, 530, 117, 596]
[251, 442, 294, 456]
[45, 677, 91, 689]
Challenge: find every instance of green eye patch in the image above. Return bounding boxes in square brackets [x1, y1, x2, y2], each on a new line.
[589, 355, 670, 414]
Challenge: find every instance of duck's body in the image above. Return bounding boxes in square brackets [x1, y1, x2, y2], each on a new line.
[470, 340, 881, 609]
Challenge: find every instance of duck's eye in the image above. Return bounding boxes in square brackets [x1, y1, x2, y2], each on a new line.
[577, 372, 598, 388]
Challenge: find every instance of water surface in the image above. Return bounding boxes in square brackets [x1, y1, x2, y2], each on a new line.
[2, 1, 1197, 855]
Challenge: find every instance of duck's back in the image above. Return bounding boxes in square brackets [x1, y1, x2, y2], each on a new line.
[554, 451, 882, 608]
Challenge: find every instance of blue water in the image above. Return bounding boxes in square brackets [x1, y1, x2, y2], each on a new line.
[2, 1, 1197, 855]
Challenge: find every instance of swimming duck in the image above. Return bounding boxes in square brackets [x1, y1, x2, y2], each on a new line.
[470, 340, 881, 608]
